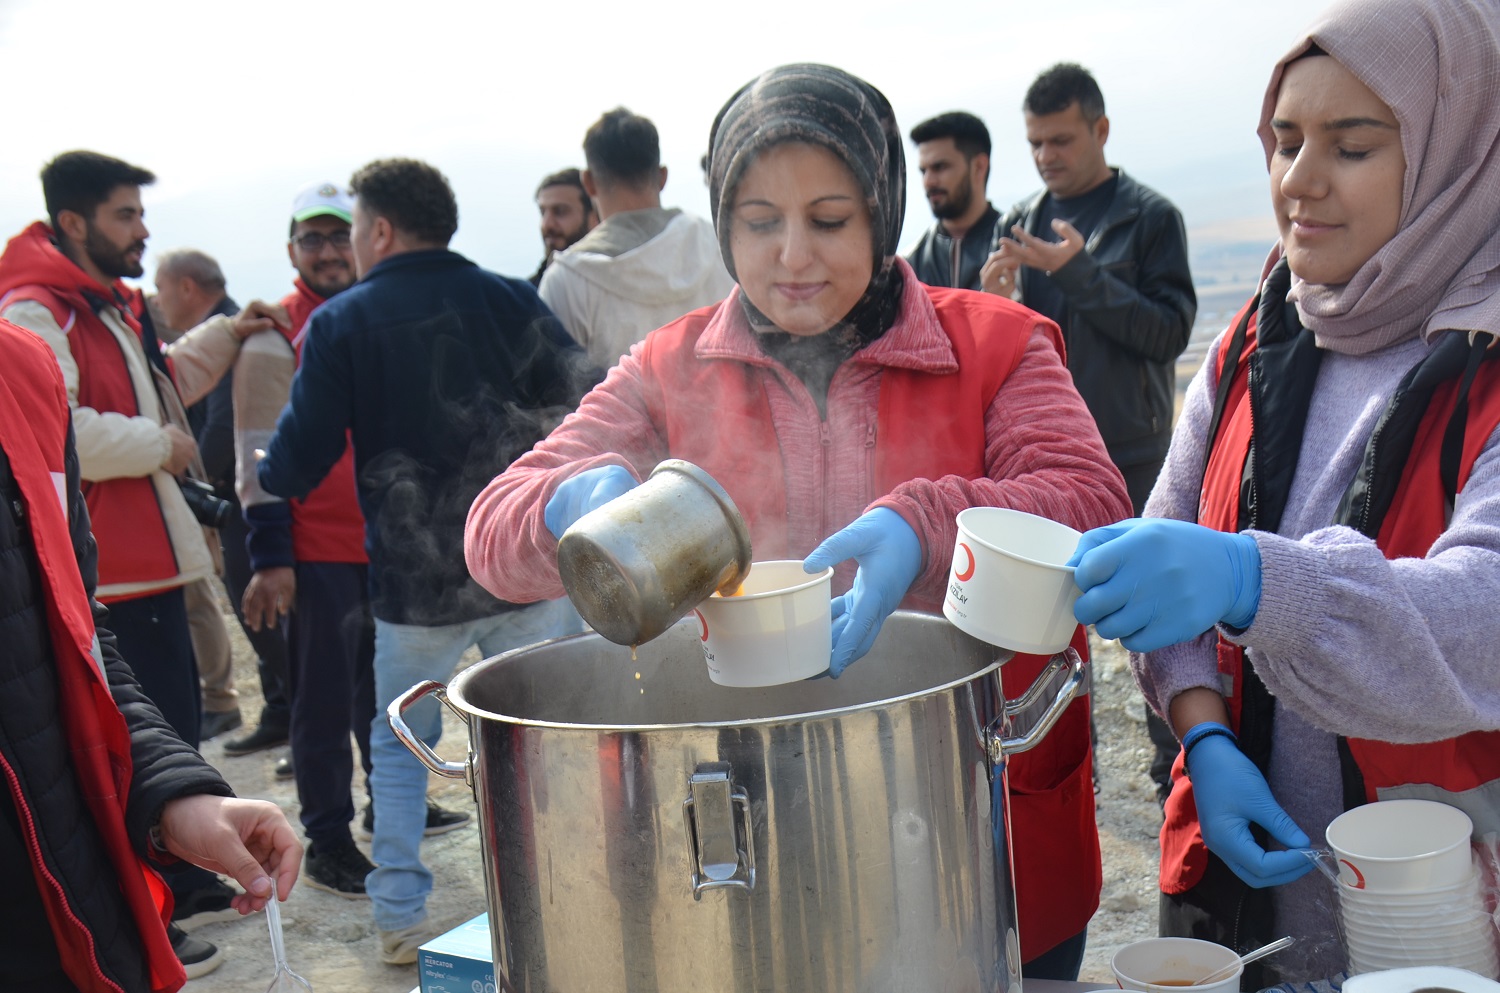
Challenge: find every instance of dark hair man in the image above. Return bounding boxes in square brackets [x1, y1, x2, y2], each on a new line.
[981, 62, 1197, 822]
[905, 111, 1002, 289]
[238, 180, 469, 900]
[529, 168, 597, 287]
[256, 158, 593, 963]
[539, 107, 732, 370]
[0, 150, 290, 974]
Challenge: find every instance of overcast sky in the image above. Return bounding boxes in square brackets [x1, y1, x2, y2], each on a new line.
[0, 0, 1314, 303]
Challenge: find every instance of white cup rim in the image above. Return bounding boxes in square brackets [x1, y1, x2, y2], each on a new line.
[1111, 937, 1243, 991]
[705, 561, 833, 602]
[955, 506, 1079, 574]
[1326, 799, 1473, 863]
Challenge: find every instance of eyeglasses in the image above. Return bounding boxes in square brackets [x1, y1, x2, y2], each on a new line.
[291, 230, 352, 251]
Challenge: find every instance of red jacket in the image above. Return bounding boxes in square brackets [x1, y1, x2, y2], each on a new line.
[0, 320, 183, 992]
[0, 223, 181, 595]
[1160, 298, 1500, 896]
[468, 261, 1131, 959]
[279, 279, 366, 564]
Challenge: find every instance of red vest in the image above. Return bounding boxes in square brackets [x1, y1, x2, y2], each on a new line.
[639, 288, 1101, 961]
[280, 279, 367, 564]
[0, 320, 183, 992]
[0, 223, 179, 596]
[1160, 299, 1500, 895]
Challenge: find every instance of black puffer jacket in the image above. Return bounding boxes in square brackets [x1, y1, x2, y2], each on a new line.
[0, 419, 231, 992]
[999, 170, 1196, 468]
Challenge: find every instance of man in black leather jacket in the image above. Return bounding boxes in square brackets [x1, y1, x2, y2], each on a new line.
[982, 63, 1195, 515]
[982, 63, 1194, 812]
[905, 112, 1002, 290]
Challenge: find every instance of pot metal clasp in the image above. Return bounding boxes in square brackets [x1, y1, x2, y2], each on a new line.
[681, 761, 756, 900]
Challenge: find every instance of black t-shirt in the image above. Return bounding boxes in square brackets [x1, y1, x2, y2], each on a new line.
[1022, 174, 1120, 331]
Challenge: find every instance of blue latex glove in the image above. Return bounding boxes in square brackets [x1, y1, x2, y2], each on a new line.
[1068, 518, 1262, 653]
[802, 508, 923, 677]
[1186, 732, 1313, 888]
[543, 465, 638, 539]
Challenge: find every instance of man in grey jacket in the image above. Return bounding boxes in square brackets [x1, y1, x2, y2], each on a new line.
[539, 108, 733, 370]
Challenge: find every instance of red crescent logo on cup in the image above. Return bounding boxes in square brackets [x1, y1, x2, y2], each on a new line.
[955, 542, 976, 582]
[1338, 859, 1366, 889]
[694, 609, 709, 642]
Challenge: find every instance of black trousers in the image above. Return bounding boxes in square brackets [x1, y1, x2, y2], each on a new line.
[220, 510, 291, 728]
[106, 588, 199, 748]
[287, 562, 376, 848]
[104, 587, 217, 896]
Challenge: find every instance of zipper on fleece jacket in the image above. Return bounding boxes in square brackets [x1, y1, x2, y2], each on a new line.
[0, 750, 125, 993]
[819, 420, 833, 547]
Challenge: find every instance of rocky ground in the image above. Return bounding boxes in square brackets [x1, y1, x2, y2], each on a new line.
[189, 608, 1159, 992]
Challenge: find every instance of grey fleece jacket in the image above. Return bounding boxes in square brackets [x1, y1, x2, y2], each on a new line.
[1134, 331, 1500, 980]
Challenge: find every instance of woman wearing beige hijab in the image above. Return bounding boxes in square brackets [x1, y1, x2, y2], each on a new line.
[1067, 0, 1500, 980]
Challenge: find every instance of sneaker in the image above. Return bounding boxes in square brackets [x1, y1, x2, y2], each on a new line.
[169, 923, 224, 979]
[170, 877, 241, 931]
[379, 920, 437, 965]
[305, 840, 375, 899]
[200, 708, 243, 742]
[275, 755, 295, 780]
[222, 723, 290, 756]
[357, 800, 472, 841]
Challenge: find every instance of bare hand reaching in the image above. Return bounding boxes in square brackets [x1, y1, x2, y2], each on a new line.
[156, 794, 302, 913]
[230, 300, 292, 341]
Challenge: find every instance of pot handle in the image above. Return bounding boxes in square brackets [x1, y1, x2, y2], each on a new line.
[388, 680, 471, 784]
[989, 646, 1085, 762]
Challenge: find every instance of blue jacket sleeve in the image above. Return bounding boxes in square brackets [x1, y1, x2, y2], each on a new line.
[257, 310, 353, 501]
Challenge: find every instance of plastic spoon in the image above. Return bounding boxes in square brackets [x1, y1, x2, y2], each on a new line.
[264, 895, 313, 992]
[1192, 936, 1295, 986]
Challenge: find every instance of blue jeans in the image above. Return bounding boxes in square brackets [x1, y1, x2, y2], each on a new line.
[366, 600, 579, 930]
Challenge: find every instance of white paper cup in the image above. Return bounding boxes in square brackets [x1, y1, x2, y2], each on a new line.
[693, 561, 833, 687]
[1112, 937, 1242, 993]
[1326, 799, 1474, 892]
[943, 507, 1082, 654]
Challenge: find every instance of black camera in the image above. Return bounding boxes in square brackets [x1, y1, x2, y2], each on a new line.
[179, 478, 233, 529]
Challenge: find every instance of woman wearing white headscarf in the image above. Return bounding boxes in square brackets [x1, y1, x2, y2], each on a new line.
[1069, 0, 1500, 980]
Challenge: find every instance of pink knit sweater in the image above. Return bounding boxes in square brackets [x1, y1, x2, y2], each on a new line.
[466, 261, 1130, 605]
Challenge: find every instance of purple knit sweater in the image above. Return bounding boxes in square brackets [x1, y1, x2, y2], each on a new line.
[1135, 331, 1500, 980]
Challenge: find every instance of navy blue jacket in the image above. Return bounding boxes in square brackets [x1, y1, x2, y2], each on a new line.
[258, 248, 593, 625]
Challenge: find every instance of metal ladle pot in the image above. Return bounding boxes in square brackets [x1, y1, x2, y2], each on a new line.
[557, 459, 753, 647]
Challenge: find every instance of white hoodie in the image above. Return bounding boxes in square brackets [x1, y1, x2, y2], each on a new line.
[539, 207, 734, 370]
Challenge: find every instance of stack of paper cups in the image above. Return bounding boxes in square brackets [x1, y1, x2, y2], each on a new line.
[1327, 799, 1498, 977]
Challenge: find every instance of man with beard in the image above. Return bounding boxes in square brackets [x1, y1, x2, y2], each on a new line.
[0, 149, 288, 973]
[528, 168, 597, 287]
[905, 112, 1001, 289]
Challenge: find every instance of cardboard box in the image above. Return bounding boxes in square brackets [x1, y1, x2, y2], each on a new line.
[418, 913, 495, 993]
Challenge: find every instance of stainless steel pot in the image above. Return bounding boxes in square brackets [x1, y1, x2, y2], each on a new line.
[391, 611, 1082, 993]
